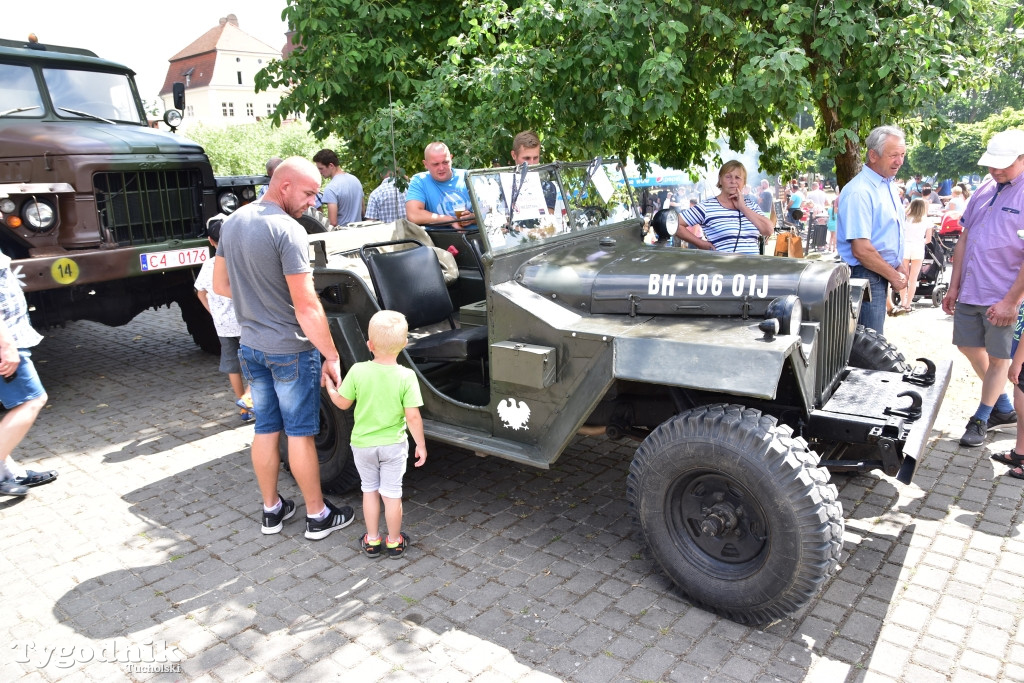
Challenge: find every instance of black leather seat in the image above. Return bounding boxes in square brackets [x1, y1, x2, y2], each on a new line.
[360, 240, 487, 362]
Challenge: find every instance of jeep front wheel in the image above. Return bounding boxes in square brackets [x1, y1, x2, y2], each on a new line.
[626, 404, 843, 625]
[280, 387, 360, 494]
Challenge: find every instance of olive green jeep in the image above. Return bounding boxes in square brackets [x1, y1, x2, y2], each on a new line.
[296, 160, 949, 625]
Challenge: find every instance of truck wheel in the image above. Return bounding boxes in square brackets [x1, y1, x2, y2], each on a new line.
[280, 387, 360, 494]
[176, 294, 220, 355]
[626, 404, 843, 625]
[849, 324, 909, 372]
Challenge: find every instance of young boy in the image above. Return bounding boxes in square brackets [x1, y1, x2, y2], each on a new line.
[194, 214, 253, 421]
[325, 310, 426, 558]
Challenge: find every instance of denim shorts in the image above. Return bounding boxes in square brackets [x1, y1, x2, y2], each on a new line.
[218, 336, 241, 374]
[0, 349, 46, 409]
[353, 440, 409, 499]
[238, 345, 321, 437]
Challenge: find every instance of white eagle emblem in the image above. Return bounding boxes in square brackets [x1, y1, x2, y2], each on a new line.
[497, 398, 531, 431]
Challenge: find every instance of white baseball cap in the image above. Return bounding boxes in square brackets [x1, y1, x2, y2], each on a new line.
[977, 129, 1024, 169]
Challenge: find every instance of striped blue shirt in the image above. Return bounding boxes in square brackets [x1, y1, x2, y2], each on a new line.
[679, 197, 767, 254]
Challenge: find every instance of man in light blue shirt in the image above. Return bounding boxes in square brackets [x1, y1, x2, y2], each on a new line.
[837, 125, 909, 333]
[405, 142, 476, 230]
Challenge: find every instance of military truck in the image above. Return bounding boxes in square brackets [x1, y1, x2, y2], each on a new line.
[0, 36, 262, 351]
[296, 160, 949, 625]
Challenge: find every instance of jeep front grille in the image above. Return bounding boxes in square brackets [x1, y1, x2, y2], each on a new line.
[94, 170, 203, 245]
[815, 276, 851, 405]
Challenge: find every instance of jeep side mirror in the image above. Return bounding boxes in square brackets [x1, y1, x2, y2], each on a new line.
[172, 82, 185, 111]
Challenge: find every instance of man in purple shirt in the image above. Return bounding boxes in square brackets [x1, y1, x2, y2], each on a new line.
[942, 129, 1024, 447]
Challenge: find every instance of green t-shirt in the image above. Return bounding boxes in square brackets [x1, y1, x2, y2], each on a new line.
[340, 361, 423, 448]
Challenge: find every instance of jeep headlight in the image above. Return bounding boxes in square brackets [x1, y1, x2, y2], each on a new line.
[765, 295, 802, 336]
[241, 186, 256, 201]
[218, 191, 239, 214]
[22, 198, 56, 232]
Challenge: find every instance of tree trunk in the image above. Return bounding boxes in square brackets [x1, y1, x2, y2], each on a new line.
[834, 137, 861, 191]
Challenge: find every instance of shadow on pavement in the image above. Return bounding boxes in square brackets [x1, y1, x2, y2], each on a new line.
[50, 436, 914, 681]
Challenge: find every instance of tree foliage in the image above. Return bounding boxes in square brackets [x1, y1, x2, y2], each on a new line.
[183, 120, 346, 177]
[909, 107, 1024, 181]
[257, 0, 1018, 189]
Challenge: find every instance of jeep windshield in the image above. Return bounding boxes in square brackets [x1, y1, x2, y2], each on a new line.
[468, 160, 639, 254]
[42, 66, 144, 124]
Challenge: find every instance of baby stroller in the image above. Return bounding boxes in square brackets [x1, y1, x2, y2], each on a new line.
[938, 214, 961, 253]
[892, 231, 952, 308]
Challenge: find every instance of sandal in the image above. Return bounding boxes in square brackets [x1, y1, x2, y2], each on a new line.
[360, 534, 383, 558]
[386, 532, 410, 560]
[1007, 466, 1024, 480]
[991, 450, 1024, 467]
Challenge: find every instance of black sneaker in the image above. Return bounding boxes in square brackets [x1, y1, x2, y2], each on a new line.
[261, 497, 296, 535]
[960, 417, 987, 447]
[305, 500, 354, 540]
[360, 534, 383, 558]
[987, 410, 1017, 428]
[386, 532, 410, 559]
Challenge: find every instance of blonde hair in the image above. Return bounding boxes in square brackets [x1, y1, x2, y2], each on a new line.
[907, 198, 928, 222]
[716, 160, 747, 189]
[368, 310, 409, 355]
[951, 185, 963, 196]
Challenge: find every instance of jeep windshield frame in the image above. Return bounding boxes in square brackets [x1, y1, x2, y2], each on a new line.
[467, 160, 641, 254]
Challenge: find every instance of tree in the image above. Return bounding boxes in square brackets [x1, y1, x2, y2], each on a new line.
[910, 107, 1024, 181]
[258, 0, 1017, 190]
[183, 120, 346, 177]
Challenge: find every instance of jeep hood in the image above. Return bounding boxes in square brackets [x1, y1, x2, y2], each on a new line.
[0, 121, 205, 157]
[516, 242, 848, 319]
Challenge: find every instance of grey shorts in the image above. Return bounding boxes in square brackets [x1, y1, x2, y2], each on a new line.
[218, 336, 241, 374]
[353, 440, 408, 499]
[952, 303, 1014, 359]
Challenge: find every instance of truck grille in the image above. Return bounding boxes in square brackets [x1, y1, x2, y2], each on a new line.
[815, 275, 851, 405]
[94, 170, 203, 245]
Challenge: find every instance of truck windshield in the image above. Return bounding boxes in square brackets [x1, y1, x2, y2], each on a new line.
[42, 67, 144, 124]
[0, 63, 45, 117]
[469, 160, 639, 254]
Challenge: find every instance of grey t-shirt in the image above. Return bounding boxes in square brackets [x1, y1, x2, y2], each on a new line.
[322, 172, 364, 226]
[217, 201, 313, 354]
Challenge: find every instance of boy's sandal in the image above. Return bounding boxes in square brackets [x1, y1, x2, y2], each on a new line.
[386, 532, 410, 560]
[1007, 466, 1024, 481]
[361, 534, 383, 558]
[991, 450, 1024, 467]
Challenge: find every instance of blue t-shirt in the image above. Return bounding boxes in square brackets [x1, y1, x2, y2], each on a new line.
[406, 169, 471, 217]
[836, 165, 905, 268]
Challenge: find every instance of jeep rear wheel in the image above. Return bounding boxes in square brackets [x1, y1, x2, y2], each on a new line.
[626, 404, 843, 625]
[849, 324, 909, 372]
[280, 387, 360, 494]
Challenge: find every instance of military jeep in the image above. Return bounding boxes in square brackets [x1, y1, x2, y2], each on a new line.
[298, 160, 950, 625]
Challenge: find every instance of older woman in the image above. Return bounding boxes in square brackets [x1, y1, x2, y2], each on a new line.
[674, 161, 774, 254]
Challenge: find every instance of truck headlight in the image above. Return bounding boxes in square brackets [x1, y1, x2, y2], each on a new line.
[0, 198, 15, 215]
[241, 187, 256, 201]
[765, 295, 802, 336]
[218, 191, 239, 214]
[22, 198, 56, 232]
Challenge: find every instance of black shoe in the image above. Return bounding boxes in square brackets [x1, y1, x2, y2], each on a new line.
[386, 532, 410, 559]
[12, 469, 57, 488]
[261, 497, 296, 535]
[987, 410, 1017, 428]
[305, 500, 354, 540]
[360, 534, 383, 558]
[960, 417, 987, 447]
[0, 479, 28, 496]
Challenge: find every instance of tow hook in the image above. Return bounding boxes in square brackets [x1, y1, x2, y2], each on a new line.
[904, 358, 936, 386]
[884, 390, 922, 421]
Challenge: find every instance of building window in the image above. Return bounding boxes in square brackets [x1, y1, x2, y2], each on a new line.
[222, 102, 234, 117]
[186, 105, 194, 117]
[237, 71, 243, 85]
[266, 103, 274, 116]
[246, 103, 254, 117]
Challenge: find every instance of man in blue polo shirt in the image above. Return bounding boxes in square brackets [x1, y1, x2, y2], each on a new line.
[837, 125, 909, 334]
[405, 142, 476, 230]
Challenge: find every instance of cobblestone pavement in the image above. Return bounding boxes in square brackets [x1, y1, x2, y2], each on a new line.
[1, 300, 1022, 683]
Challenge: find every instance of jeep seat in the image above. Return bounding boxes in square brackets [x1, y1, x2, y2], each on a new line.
[360, 240, 487, 363]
